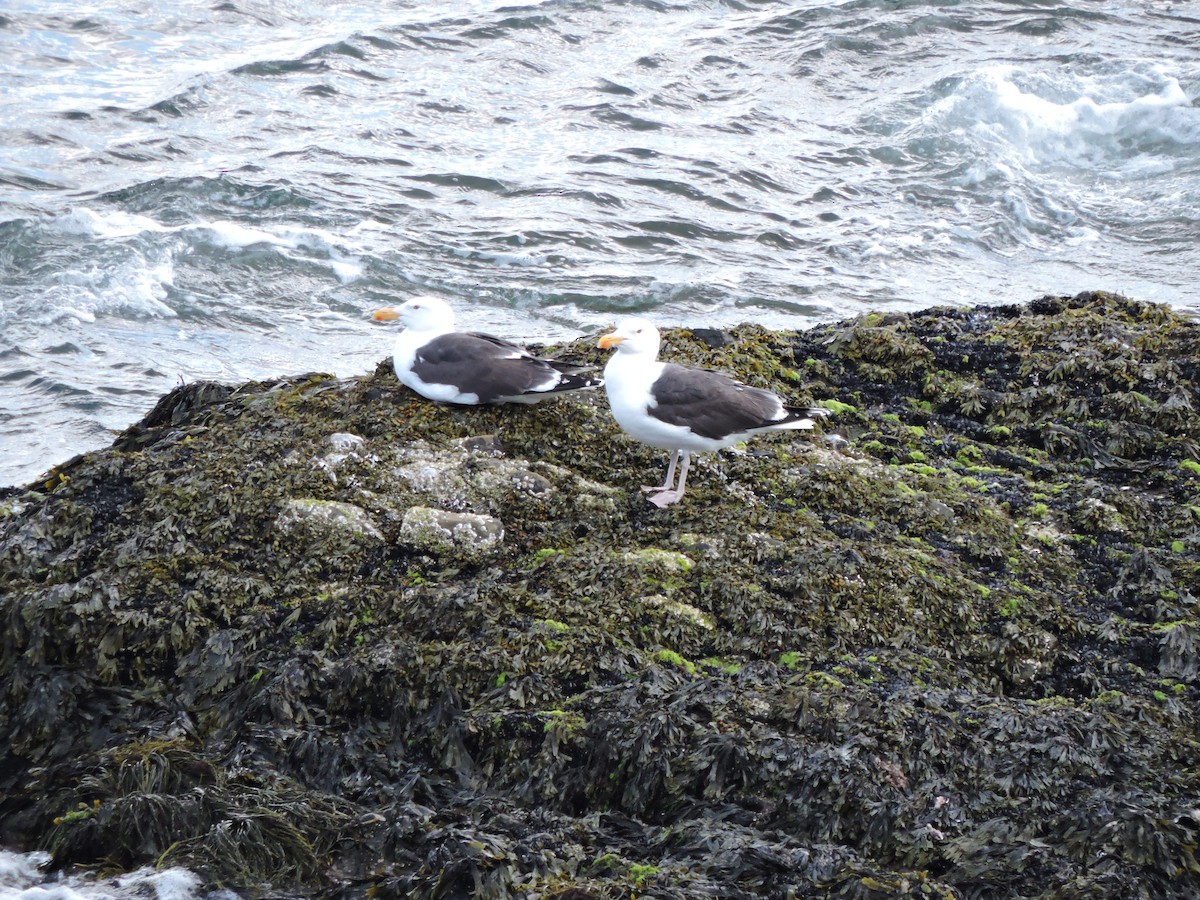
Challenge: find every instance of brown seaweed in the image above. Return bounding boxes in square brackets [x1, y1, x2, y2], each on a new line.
[1, 291, 1198, 897]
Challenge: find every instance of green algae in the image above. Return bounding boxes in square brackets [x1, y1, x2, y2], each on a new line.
[820, 398, 858, 416]
[654, 648, 697, 674]
[0, 291, 1198, 897]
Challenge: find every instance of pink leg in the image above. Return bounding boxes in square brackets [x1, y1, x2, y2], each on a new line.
[642, 449, 679, 494]
[647, 452, 691, 507]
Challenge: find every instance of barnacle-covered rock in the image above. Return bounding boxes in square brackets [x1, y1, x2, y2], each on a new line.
[398, 506, 505, 557]
[1, 291, 1198, 898]
[276, 498, 385, 546]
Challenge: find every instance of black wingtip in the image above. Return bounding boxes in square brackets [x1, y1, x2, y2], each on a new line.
[785, 405, 832, 420]
[557, 373, 604, 392]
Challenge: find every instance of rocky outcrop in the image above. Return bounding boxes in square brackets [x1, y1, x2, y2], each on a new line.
[1, 291, 1198, 897]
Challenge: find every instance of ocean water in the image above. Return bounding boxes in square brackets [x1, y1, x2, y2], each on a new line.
[0, 850, 232, 900]
[1, 0, 1198, 489]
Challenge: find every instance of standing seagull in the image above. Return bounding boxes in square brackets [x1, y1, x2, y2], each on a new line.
[373, 296, 601, 404]
[598, 317, 829, 507]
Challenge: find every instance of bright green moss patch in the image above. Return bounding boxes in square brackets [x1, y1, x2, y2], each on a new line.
[655, 648, 696, 674]
[956, 445, 985, 465]
[779, 651, 803, 670]
[821, 398, 858, 415]
[904, 463, 939, 477]
[998, 596, 1020, 617]
[628, 863, 659, 888]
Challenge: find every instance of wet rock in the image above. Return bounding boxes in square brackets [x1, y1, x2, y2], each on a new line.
[1, 291, 1198, 898]
[646, 595, 715, 630]
[276, 498, 384, 548]
[398, 506, 504, 557]
[621, 548, 694, 573]
[689, 327, 735, 349]
[385, 444, 557, 513]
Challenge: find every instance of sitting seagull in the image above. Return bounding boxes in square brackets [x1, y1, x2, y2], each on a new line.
[373, 296, 601, 404]
[598, 317, 829, 507]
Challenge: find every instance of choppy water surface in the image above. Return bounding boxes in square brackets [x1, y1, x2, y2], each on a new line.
[0, 849, 231, 899]
[1, 0, 1198, 485]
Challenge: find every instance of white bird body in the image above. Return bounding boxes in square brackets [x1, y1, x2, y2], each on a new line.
[599, 317, 828, 506]
[374, 296, 600, 405]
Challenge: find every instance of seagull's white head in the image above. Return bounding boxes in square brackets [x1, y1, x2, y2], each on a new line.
[373, 295, 456, 333]
[598, 317, 661, 359]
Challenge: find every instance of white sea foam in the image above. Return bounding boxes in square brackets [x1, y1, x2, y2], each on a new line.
[35, 209, 368, 324]
[907, 61, 1200, 256]
[116, 867, 204, 900]
[41, 257, 178, 323]
[450, 245, 543, 268]
[932, 64, 1198, 174]
[0, 851, 51, 892]
[54, 208, 170, 241]
[186, 221, 365, 282]
[0, 850, 220, 900]
[48, 208, 368, 284]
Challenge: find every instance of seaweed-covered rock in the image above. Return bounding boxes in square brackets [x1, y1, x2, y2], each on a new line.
[398, 506, 505, 557]
[277, 498, 385, 546]
[1, 291, 1199, 898]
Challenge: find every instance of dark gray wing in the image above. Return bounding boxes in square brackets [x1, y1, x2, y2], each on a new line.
[647, 363, 787, 440]
[460, 331, 535, 357]
[413, 333, 593, 402]
[465, 333, 595, 375]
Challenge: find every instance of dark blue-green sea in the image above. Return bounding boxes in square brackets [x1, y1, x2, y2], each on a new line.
[2, 0, 1199, 491]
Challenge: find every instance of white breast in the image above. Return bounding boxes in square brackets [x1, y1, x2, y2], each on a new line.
[604, 354, 712, 451]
